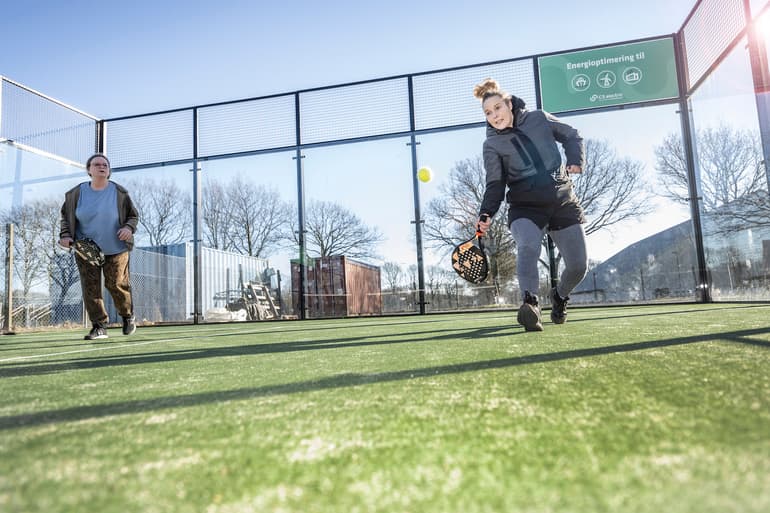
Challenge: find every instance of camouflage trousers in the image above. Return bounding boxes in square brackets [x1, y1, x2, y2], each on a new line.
[77, 250, 133, 325]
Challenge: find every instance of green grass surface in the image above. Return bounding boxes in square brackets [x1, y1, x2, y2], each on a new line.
[1, 303, 769, 513]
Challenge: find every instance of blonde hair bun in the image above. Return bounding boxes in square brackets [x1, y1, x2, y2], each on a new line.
[473, 78, 502, 100]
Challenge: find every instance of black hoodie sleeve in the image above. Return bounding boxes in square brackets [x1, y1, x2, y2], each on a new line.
[545, 112, 584, 167]
[479, 140, 506, 217]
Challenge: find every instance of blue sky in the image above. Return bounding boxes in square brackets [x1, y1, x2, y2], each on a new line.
[7, 0, 753, 273]
[1, 0, 697, 118]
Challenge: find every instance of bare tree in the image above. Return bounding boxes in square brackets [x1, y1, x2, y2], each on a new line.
[655, 124, 769, 233]
[655, 125, 765, 211]
[1, 200, 54, 297]
[226, 177, 291, 257]
[34, 199, 82, 315]
[382, 261, 402, 292]
[406, 264, 419, 307]
[426, 264, 458, 309]
[422, 156, 516, 287]
[654, 131, 689, 205]
[288, 200, 384, 259]
[122, 178, 191, 246]
[1, 199, 83, 325]
[571, 139, 654, 236]
[201, 179, 234, 250]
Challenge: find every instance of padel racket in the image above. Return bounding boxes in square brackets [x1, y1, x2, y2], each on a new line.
[72, 238, 105, 266]
[451, 214, 490, 284]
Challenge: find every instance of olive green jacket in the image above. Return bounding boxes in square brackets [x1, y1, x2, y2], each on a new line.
[59, 181, 139, 250]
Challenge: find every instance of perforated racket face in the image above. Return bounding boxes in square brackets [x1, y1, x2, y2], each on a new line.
[73, 239, 105, 266]
[451, 238, 489, 283]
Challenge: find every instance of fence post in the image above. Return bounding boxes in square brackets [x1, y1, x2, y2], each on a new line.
[2, 223, 14, 335]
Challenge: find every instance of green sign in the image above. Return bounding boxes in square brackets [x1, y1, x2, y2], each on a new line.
[538, 38, 679, 113]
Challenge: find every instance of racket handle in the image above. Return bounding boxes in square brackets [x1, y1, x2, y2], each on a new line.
[476, 214, 490, 236]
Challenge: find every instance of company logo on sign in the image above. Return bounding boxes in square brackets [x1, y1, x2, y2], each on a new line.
[538, 39, 679, 113]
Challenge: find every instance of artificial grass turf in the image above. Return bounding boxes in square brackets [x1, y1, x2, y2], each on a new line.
[0, 303, 768, 512]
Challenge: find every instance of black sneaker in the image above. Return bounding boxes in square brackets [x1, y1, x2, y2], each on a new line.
[517, 291, 543, 332]
[549, 287, 569, 324]
[84, 324, 108, 340]
[122, 316, 136, 335]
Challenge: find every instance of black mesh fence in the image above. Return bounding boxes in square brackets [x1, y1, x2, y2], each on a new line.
[103, 62, 540, 169]
[412, 59, 536, 131]
[198, 95, 296, 157]
[681, 0, 746, 89]
[299, 78, 411, 144]
[106, 110, 194, 168]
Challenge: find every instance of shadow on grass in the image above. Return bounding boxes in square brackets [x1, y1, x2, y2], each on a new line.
[0, 313, 515, 345]
[1, 325, 768, 430]
[562, 303, 770, 325]
[2, 304, 769, 378]
[0, 341, 113, 353]
[0, 304, 763, 355]
[0, 314, 515, 356]
[2, 304, 761, 353]
[0, 324, 519, 378]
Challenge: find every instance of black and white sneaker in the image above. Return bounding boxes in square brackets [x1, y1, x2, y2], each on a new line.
[84, 324, 108, 340]
[122, 316, 136, 335]
[549, 287, 569, 324]
[517, 291, 544, 332]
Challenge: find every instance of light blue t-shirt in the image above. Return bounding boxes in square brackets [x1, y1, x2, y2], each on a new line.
[75, 182, 127, 256]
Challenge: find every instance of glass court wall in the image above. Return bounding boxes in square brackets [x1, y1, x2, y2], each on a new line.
[2, 0, 770, 328]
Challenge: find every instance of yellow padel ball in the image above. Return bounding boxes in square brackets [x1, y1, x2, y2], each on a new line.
[417, 166, 433, 183]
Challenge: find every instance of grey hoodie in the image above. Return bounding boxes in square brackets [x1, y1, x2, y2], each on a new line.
[479, 96, 584, 217]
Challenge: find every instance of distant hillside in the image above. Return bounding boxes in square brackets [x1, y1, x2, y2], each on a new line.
[573, 221, 697, 302]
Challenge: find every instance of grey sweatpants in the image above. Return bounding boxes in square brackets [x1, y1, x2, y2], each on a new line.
[510, 218, 588, 301]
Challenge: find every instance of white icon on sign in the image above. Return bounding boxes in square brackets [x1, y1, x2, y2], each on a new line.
[623, 67, 643, 85]
[597, 70, 616, 88]
[571, 74, 590, 91]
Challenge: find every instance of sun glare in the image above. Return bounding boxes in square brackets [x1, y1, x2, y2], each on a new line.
[754, 9, 770, 43]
